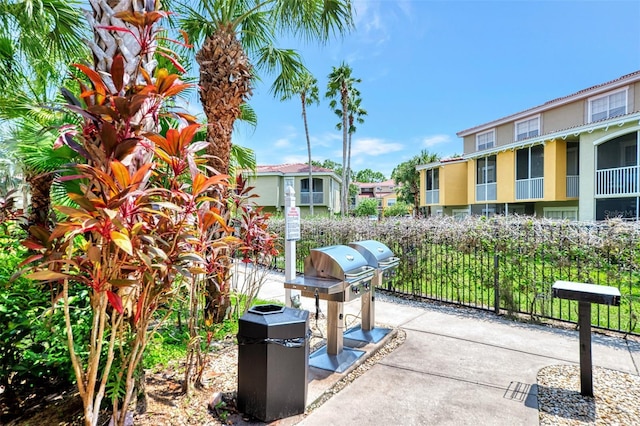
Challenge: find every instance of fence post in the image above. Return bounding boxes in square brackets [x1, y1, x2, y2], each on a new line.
[494, 253, 500, 314]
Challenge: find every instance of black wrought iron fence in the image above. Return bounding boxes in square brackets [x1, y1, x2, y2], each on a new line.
[268, 216, 640, 336]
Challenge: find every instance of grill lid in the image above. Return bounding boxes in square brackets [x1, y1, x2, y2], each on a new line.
[348, 240, 398, 270]
[304, 245, 374, 281]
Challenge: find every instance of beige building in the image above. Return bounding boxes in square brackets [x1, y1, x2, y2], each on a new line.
[244, 164, 342, 217]
[353, 179, 398, 212]
[418, 70, 640, 221]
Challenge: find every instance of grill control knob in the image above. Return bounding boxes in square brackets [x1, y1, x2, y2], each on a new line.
[351, 285, 360, 294]
[363, 282, 370, 290]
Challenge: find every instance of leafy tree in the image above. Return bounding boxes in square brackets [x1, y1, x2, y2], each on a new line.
[392, 149, 439, 215]
[383, 201, 411, 217]
[282, 71, 319, 215]
[312, 158, 343, 176]
[326, 62, 361, 215]
[355, 168, 386, 183]
[352, 197, 378, 217]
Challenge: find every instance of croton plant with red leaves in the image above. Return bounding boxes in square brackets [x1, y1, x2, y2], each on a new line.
[18, 10, 235, 426]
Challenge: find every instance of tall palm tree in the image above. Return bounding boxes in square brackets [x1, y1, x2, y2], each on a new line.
[326, 62, 360, 215]
[178, 0, 354, 176]
[282, 71, 319, 215]
[338, 88, 366, 212]
[178, 0, 353, 323]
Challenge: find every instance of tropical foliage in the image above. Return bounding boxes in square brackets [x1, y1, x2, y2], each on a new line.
[392, 149, 439, 214]
[282, 71, 320, 214]
[326, 62, 363, 215]
[18, 10, 235, 425]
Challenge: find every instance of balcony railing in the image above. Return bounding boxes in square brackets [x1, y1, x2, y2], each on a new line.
[566, 175, 579, 198]
[300, 192, 324, 204]
[596, 166, 638, 196]
[475, 183, 497, 202]
[426, 189, 439, 204]
[516, 177, 544, 200]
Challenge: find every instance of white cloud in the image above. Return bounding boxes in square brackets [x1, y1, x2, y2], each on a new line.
[350, 137, 404, 156]
[310, 132, 342, 148]
[282, 155, 309, 164]
[422, 134, 451, 148]
[274, 138, 292, 148]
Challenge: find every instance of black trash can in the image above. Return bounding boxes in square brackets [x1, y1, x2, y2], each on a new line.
[237, 304, 309, 422]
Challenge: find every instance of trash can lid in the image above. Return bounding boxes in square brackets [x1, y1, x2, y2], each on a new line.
[239, 305, 309, 339]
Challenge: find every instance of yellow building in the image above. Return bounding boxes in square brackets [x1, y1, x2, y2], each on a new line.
[418, 70, 640, 221]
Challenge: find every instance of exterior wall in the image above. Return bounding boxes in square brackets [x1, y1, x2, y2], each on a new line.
[495, 123, 513, 147]
[632, 82, 640, 111]
[249, 175, 281, 207]
[466, 160, 475, 204]
[542, 102, 583, 134]
[496, 150, 515, 203]
[441, 162, 468, 205]
[463, 135, 475, 154]
[543, 140, 566, 201]
[419, 169, 426, 206]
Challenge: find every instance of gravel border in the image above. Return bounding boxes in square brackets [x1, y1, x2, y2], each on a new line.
[376, 291, 640, 426]
[537, 365, 640, 425]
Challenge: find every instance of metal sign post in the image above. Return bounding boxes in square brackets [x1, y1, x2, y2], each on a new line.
[284, 184, 300, 307]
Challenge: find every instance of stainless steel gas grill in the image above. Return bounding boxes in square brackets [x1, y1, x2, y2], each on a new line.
[284, 245, 375, 372]
[346, 240, 400, 343]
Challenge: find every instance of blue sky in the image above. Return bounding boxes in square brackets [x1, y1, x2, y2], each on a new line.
[187, 0, 640, 179]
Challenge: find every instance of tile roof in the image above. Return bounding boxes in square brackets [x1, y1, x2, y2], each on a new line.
[457, 70, 640, 136]
[255, 163, 335, 174]
[354, 179, 396, 189]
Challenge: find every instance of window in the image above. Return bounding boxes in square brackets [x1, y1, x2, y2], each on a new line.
[426, 168, 439, 190]
[516, 145, 544, 180]
[589, 89, 627, 122]
[477, 155, 496, 184]
[515, 116, 540, 141]
[476, 155, 497, 201]
[453, 209, 470, 219]
[544, 207, 578, 221]
[476, 130, 495, 151]
[300, 177, 323, 204]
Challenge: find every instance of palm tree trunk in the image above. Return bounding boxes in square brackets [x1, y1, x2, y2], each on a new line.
[25, 171, 53, 229]
[196, 26, 252, 323]
[340, 82, 349, 216]
[301, 93, 314, 215]
[196, 26, 252, 175]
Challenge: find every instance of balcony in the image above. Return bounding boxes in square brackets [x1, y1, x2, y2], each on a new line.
[475, 183, 497, 202]
[426, 189, 439, 204]
[516, 177, 544, 200]
[300, 192, 324, 204]
[596, 166, 639, 196]
[566, 175, 579, 198]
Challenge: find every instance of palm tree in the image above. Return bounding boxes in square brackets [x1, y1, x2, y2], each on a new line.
[340, 88, 366, 212]
[282, 71, 319, 215]
[178, 0, 353, 323]
[0, 0, 88, 228]
[178, 0, 354, 176]
[326, 62, 361, 215]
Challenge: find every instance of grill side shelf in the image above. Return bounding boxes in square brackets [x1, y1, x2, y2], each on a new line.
[284, 276, 345, 295]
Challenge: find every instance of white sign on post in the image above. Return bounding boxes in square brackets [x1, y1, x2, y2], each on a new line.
[285, 207, 301, 241]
